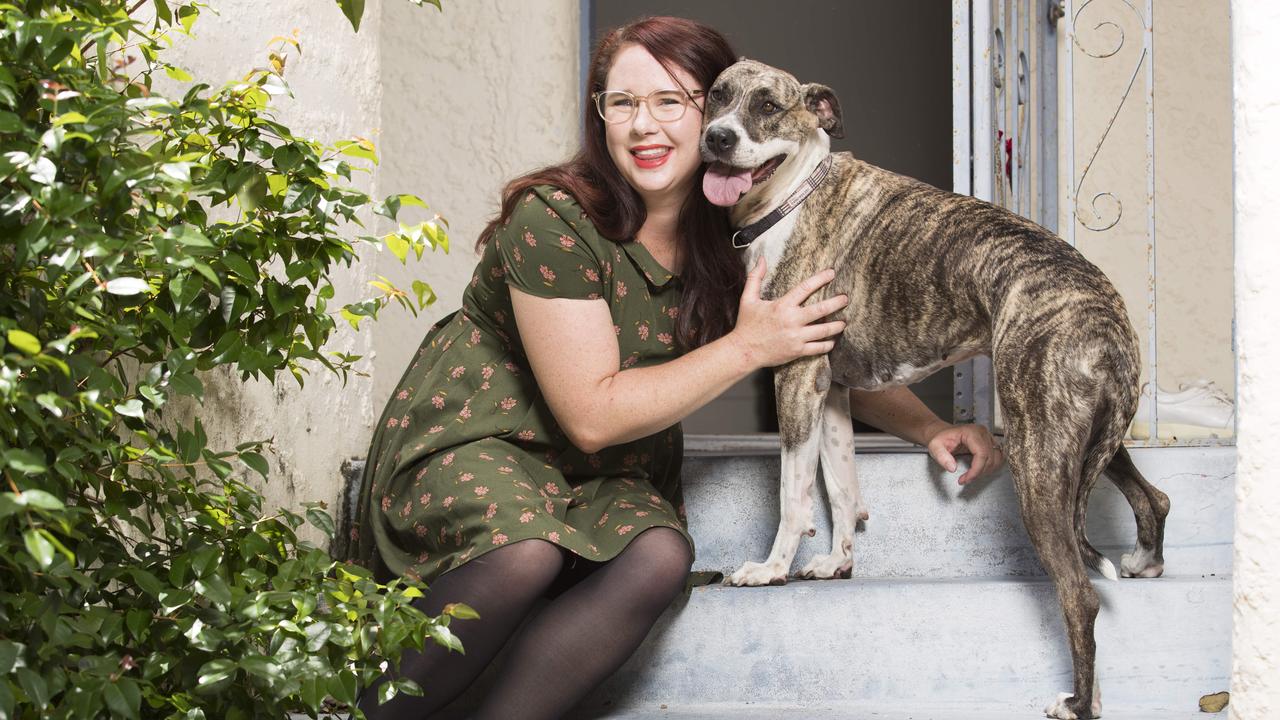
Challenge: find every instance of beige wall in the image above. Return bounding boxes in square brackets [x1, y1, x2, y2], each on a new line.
[373, 0, 581, 403]
[160, 1, 385, 524]
[1061, 0, 1234, 405]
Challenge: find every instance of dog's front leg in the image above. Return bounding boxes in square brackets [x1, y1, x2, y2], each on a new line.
[727, 357, 828, 587]
[796, 387, 866, 580]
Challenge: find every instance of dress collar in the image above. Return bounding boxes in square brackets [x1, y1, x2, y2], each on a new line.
[620, 238, 677, 288]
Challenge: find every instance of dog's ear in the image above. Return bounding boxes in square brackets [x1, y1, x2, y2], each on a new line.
[804, 83, 844, 139]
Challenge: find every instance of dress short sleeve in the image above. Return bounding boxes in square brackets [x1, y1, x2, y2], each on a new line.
[492, 187, 606, 300]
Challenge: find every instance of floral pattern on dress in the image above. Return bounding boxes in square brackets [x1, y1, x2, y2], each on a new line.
[351, 186, 690, 585]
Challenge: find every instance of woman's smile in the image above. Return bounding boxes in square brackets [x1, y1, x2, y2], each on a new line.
[631, 144, 673, 169]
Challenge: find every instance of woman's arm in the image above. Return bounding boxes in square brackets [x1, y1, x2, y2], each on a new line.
[514, 258, 847, 453]
[848, 385, 1005, 485]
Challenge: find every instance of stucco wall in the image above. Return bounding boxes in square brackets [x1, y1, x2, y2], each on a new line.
[1230, 2, 1280, 716]
[159, 1, 385, 522]
[373, 0, 581, 404]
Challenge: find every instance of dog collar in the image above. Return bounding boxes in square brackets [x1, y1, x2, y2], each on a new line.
[730, 154, 834, 250]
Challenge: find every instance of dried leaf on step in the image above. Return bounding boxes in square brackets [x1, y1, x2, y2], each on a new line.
[1199, 691, 1229, 713]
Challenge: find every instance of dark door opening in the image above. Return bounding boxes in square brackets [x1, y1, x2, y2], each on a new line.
[589, 1, 955, 433]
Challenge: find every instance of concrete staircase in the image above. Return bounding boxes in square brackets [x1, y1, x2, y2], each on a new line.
[567, 443, 1234, 719]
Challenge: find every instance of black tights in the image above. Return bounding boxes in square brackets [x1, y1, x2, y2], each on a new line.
[358, 527, 692, 720]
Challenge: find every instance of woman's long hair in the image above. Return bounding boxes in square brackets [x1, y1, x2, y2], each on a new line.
[476, 16, 743, 351]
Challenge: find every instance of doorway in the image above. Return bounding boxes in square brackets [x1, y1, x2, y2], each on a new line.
[588, 1, 955, 434]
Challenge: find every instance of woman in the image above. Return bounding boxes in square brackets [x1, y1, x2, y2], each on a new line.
[353, 16, 1002, 720]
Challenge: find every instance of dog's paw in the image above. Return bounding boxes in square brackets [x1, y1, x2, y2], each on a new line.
[1044, 692, 1079, 720]
[1044, 691, 1100, 719]
[725, 561, 788, 587]
[1120, 545, 1164, 578]
[796, 553, 853, 580]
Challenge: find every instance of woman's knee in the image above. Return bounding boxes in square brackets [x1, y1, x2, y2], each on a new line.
[487, 538, 566, 587]
[622, 528, 693, 597]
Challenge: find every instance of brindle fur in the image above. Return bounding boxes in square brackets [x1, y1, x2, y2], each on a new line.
[703, 60, 1171, 720]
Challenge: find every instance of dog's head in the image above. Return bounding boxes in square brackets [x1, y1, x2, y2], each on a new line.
[700, 59, 844, 208]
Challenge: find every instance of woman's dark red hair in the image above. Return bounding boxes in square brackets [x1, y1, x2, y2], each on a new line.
[476, 16, 743, 351]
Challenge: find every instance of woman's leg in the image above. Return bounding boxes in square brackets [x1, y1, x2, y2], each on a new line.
[473, 527, 693, 720]
[359, 539, 565, 719]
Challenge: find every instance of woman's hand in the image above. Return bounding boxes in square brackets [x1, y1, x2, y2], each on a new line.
[728, 257, 849, 370]
[926, 423, 1006, 485]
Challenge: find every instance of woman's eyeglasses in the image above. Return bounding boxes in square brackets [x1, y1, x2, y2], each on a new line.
[592, 89, 705, 125]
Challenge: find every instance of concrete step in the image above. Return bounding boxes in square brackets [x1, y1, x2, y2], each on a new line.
[582, 705, 1222, 719]
[682, 446, 1234, 580]
[575, 574, 1231, 717]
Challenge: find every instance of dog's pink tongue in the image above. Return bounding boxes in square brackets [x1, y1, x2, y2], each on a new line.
[703, 162, 753, 207]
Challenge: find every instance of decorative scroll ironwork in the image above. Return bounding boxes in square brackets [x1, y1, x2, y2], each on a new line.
[1070, 0, 1147, 232]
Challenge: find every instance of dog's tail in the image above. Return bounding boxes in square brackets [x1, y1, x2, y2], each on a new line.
[1076, 378, 1129, 583]
[1081, 539, 1119, 581]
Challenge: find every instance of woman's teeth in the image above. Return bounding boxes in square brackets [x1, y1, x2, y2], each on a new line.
[633, 148, 670, 158]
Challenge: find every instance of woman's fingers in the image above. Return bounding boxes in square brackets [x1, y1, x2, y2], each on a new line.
[801, 340, 838, 356]
[782, 268, 836, 305]
[801, 294, 850, 321]
[741, 257, 766, 302]
[801, 319, 847, 342]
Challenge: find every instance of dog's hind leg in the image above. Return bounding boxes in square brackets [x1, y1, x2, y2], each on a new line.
[1007, 430, 1103, 720]
[726, 358, 829, 587]
[1106, 446, 1170, 578]
[797, 387, 865, 580]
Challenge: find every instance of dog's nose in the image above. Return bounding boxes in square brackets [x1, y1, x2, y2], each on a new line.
[706, 126, 738, 154]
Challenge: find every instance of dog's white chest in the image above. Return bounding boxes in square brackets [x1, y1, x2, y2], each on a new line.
[743, 212, 800, 288]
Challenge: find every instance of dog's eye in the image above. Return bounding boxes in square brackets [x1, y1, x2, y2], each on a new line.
[761, 100, 779, 115]
[709, 87, 727, 103]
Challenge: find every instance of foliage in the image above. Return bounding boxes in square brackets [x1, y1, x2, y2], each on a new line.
[0, 1, 463, 717]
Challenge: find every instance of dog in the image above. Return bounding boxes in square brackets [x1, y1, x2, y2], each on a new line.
[699, 59, 1171, 720]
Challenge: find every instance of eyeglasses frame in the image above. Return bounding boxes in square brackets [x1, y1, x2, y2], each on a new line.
[591, 88, 706, 125]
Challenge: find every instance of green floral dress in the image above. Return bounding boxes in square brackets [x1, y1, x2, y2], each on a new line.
[351, 185, 693, 584]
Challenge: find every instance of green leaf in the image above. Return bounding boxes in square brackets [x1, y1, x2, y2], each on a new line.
[164, 65, 193, 82]
[384, 232, 409, 262]
[336, 0, 367, 32]
[103, 678, 141, 720]
[222, 253, 257, 279]
[306, 507, 334, 538]
[129, 568, 164, 597]
[105, 277, 150, 296]
[7, 329, 41, 355]
[240, 451, 269, 478]
[115, 399, 145, 419]
[177, 3, 199, 33]
[411, 280, 437, 309]
[0, 640, 24, 674]
[16, 489, 63, 511]
[442, 602, 480, 620]
[196, 658, 235, 688]
[0, 110, 24, 132]
[4, 449, 47, 474]
[427, 622, 464, 654]
[170, 372, 204, 399]
[16, 668, 47, 709]
[24, 529, 55, 569]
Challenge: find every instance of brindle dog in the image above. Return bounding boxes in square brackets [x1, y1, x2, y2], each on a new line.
[699, 59, 1170, 720]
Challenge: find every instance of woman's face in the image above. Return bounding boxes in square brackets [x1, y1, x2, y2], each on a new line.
[602, 44, 706, 211]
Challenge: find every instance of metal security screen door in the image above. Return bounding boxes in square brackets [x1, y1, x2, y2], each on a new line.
[960, 0, 1235, 447]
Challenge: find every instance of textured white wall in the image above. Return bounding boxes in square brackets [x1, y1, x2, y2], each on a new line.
[373, 0, 581, 403]
[159, 1, 384, 523]
[1231, 2, 1280, 717]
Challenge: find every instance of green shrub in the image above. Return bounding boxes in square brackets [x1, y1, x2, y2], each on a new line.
[0, 1, 466, 717]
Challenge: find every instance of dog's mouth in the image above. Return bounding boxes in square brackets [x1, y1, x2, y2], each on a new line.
[703, 154, 788, 207]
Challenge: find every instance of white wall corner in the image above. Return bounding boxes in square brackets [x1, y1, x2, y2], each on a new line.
[1230, 2, 1280, 718]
